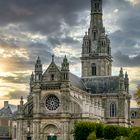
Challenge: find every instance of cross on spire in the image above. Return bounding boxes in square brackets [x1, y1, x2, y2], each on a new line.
[52, 54, 54, 62]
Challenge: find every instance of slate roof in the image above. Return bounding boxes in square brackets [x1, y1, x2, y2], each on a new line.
[0, 104, 17, 118]
[82, 76, 120, 94]
[69, 73, 87, 91]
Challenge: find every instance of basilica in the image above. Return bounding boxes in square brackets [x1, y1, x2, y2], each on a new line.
[14, 0, 131, 140]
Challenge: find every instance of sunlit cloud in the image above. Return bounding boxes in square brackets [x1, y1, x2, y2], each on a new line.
[53, 45, 81, 58]
[125, 0, 140, 5]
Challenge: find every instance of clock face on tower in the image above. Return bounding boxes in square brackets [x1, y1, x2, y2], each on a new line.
[46, 95, 60, 111]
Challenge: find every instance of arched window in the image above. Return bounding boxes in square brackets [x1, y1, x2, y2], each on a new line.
[131, 111, 137, 118]
[51, 74, 54, 81]
[92, 63, 96, 76]
[95, 3, 99, 10]
[94, 32, 96, 40]
[110, 103, 117, 117]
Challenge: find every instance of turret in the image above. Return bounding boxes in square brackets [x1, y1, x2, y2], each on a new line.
[35, 56, 42, 82]
[82, 32, 90, 55]
[30, 72, 34, 92]
[119, 68, 125, 92]
[119, 67, 124, 78]
[124, 72, 129, 93]
[61, 55, 69, 81]
[20, 96, 24, 106]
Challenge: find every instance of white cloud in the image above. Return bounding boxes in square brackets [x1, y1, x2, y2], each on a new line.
[53, 45, 81, 58]
[125, 0, 140, 5]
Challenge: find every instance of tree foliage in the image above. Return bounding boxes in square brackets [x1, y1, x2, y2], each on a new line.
[134, 85, 140, 105]
[128, 128, 140, 140]
[87, 132, 96, 140]
[74, 121, 131, 140]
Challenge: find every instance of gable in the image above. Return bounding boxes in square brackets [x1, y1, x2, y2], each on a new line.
[42, 62, 61, 82]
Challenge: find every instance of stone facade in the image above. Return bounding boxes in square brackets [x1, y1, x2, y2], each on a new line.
[131, 108, 140, 127]
[14, 0, 131, 140]
[15, 56, 104, 140]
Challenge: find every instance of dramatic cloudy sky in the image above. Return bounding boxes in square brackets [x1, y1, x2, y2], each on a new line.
[0, 0, 139, 107]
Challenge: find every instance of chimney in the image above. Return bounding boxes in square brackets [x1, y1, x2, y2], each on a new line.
[4, 101, 9, 107]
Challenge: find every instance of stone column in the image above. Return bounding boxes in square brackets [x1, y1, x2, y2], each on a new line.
[17, 120, 23, 140]
[33, 120, 40, 140]
[128, 98, 131, 125]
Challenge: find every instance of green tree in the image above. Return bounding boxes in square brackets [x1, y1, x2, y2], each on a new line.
[129, 128, 140, 140]
[134, 85, 140, 105]
[87, 132, 96, 140]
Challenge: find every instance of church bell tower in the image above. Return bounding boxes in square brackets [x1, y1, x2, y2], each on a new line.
[81, 0, 112, 77]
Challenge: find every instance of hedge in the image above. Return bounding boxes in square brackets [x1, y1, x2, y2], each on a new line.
[74, 121, 96, 140]
[74, 121, 133, 140]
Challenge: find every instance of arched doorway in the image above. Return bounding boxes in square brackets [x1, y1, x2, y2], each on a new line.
[43, 124, 59, 140]
[47, 135, 57, 140]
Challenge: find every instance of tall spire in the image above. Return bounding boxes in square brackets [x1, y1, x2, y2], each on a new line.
[81, 0, 112, 77]
[90, 0, 103, 32]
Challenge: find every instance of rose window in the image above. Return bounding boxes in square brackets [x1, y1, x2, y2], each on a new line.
[46, 95, 59, 111]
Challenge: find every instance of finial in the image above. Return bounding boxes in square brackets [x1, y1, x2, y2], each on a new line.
[52, 54, 54, 62]
[21, 96, 23, 101]
[63, 55, 68, 63]
[85, 32, 87, 35]
[36, 56, 41, 64]
[31, 72, 34, 81]
[20, 96, 24, 106]
[119, 67, 124, 77]
[125, 72, 128, 78]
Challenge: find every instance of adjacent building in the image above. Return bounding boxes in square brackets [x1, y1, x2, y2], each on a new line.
[0, 101, 17, 140]
[131, 108, 140, 126]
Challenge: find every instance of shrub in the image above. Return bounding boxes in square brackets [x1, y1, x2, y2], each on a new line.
[87, 132, 96, 140]
[115, 136, 122, 140]
[104, 125, 120, 139]
[128, 128, 140, 140]
[95, 123, 104, 138]
[74, 121, 96, 140]
[115, 136, 129, 140]
[118, 126, 131, 137]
